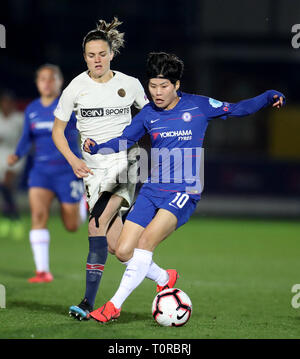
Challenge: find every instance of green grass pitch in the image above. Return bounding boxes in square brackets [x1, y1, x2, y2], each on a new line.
[1, 213, 300, 339]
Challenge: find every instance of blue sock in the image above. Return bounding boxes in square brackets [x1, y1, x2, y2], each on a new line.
[84, 236, 108, 308]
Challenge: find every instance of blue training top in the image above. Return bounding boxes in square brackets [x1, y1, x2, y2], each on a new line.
[15, 97, 80, 173]
[89, 90, 285, 200]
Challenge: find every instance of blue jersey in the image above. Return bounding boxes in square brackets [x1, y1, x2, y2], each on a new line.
[91, 89, 285, 200]
[15, 97, 80, 173]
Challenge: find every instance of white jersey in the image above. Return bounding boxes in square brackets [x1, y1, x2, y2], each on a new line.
[54, 70, 148, 168]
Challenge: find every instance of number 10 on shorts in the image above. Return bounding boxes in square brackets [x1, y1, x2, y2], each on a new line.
[169, 192, 189, 208]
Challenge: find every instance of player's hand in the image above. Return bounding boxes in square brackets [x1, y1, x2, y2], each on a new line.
[83, 138, 113, 156]
[272, 94, 284, 109]
[83, 138, 97, 154]
[70, 157, 94, 178]
[7, 154, 19, 166]
[267, 90, 285, 109]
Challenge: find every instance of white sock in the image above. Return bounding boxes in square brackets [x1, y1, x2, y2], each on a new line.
[121, 258, 169, 286]
[29, 229, 50, 272]
[111, 248, 153, 309]
[146, 261, 169, 286]
[79, 195, 87, 224]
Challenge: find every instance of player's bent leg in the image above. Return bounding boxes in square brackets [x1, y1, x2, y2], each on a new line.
[29, 187, 54, 229]
[106, 213, 123, 255]
[90, 214, 179, 322]
[117, 196, 175, 289]
[138, 209, 179, 292]
[90, 247, 153, 323]
[28, 187, 55, 283]
[114, 220, 144, 263]
[60, 202, 81, 232]
[91, 212, 176, 320]
[70, 193, 123, 321]
[114, 192, 156, 263]
[114, 220, 174, 290]
[88, 192, 123, 236]
[137, 209, 178, 252]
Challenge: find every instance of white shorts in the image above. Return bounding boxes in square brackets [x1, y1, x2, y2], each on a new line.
[83, 147, 138, 213]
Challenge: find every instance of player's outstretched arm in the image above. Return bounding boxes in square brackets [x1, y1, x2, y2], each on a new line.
[230, 90, 285, 117]
[52, 117, 93, 178]
[206, 90, 285, 119]
[83, 136, 136, 155]
[84, 111, 147, 155]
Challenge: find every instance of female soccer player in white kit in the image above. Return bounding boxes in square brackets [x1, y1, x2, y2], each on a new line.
[52, 18, 176, 320]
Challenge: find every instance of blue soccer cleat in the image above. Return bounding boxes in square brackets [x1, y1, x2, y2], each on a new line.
[69, 298, 93, 321]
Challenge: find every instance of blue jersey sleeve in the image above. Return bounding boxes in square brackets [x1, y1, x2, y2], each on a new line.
[15, 107, 32, 158]
[65, 111, 81, 157]
[200, 90, 285, 119]
[90, 110, 148, 155]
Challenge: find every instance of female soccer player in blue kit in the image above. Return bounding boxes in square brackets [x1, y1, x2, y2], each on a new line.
[7, 64, 86, 283]
[83, 52, 285, 322]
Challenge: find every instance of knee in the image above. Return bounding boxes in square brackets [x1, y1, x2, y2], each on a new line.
[31, 209, 48, 227]
[115, 244, 133, 263]
[64, 221, 79, 232]
[115, 250, 130, 263]
[108, 245, 115, 255]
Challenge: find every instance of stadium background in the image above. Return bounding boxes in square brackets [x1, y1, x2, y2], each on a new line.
[1, 0, 300, 340]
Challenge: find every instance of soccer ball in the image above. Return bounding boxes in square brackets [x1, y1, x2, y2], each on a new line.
[152, 288, 192, 327]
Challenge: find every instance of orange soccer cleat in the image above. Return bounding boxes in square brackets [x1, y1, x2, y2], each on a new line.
[28, 271, 54, 283]
[89, 301, 121, 323]
[156, 269, 179, 292]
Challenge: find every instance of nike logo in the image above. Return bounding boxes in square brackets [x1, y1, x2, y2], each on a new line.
[151, 119, 160, 123]
[177, 311, 188, 320]
[168, 203, 178, 209]
[29, 112, 38, 119]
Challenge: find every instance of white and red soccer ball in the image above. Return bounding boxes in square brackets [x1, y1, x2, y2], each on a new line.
[152, 288, 192, 327]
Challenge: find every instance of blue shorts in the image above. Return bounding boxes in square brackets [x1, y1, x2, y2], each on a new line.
[126, 190, 198, 229]
[28, 166, 84, 203]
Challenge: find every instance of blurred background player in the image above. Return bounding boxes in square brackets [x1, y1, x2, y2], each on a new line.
[0, 90, 24, 240]
[52, 18, 174, 320]
[83, 52, 285, 322]
[7, 64, 87, 283]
